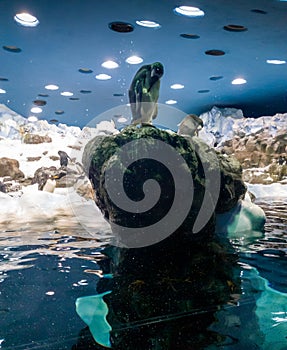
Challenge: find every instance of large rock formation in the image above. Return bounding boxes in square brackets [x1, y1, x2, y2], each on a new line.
[83, 125, 246, 245]
[0, 157, 24, 179]
[77, 124, 254, 349]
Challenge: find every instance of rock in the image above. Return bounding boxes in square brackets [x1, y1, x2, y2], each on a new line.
[67, 144, 82, 151]
[49, 155, 60, 161]
[74, 177, 94, 200]
[0, 179, 22, 194]
[0, 157, 24, 179]
[56, 173, 78, 188]
[26, 156, 42, 162]
[23, 133, 52, 144]
[220, 129, 287, 172]
[83, 126, 206, 242]
[83, 126, 246, 245]
[216, 152, 246, 213]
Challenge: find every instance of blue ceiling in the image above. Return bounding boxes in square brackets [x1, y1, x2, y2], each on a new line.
[0, 0, 287, 130]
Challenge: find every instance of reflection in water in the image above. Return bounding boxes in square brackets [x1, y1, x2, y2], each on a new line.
[75, 230, 241, 349]
[0, 200, 287, 349]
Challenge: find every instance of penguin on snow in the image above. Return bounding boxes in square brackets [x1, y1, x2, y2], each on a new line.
[58, 150, 71, 167]
[128, 62, 164, 126]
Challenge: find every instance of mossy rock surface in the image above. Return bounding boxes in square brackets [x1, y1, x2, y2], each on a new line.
[83, 126, 207, 236]
[83, 126, 246, 241]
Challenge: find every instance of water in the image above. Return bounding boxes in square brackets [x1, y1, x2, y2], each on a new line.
[0, 199, 287, 349]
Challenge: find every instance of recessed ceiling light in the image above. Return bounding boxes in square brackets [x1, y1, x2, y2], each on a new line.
[266, 59, 286, 65]
[3, 45, 22, 53]
[171, 84, 184, 89]
[113, 93, 125, 97]
[80, 90, 92, 94]
[95, 74, 112, 80]
[45, 84, 59, 90]
[14, 13, 39, 27]
[101, 60, 119, 69]
[0, 77, 9, 81]
[136, 20, 161, 28]
[38, 93, 49, 97]
[125, 56, 143, 64]
[33, 100, 46, 106]
[30, 107, 42, 113]
[251, 9, 267, 14]
[223, 24, 247, 32]
[109, 21, 134, 33]
[209, 76, 223, 81]
[231, 78, 247, 85]
[0, 89, 6, 94]
[49, 119, 59, 123]
[61, 91, 74, 96]
[205, 49, 225, 56]
[69, 97, 80, 100]
[180, 33, 200, 39]
[55, 110, 64, 115]
[28, 116, 38, 122]
[174, 6, 205, 17]
[198, 89, 210, 93]
[165, 99, 177, 105]
[78, 68, 93, 74]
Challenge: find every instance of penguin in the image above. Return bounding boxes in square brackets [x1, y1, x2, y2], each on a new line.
[128, 62, 164, 126]
[58, 150, 71, 167]
[42, 178, 56, 193]
[177, 114, 203, 137]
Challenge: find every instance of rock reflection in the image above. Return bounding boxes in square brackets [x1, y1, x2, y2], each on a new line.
[74, 230, 241, 349]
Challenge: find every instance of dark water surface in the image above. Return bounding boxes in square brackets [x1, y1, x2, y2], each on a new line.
[0, 199, 287, 349]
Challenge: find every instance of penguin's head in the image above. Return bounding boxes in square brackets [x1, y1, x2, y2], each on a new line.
[151, 62, 164, 79]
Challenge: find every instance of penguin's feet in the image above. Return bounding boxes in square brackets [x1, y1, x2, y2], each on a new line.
[141, 123, 157, 128]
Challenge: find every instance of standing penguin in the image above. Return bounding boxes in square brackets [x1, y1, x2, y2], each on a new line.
[58, 150, 71, 167]
[128, 62, 164, 126]
[177, 114, 203, 137]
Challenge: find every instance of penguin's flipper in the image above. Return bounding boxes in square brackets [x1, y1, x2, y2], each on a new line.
[134, 79, 144, 121]
[152, 103, 158, 119]
[128, 88, 137, 120]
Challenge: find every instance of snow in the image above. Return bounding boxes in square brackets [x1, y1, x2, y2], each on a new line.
[0, 104, 117, 235]
[247, 183, 287, 199]
[198, 106, 287, 147]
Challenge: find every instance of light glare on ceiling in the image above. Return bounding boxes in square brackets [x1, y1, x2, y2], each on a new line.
[61, 91, 74, 96]
[174, 6, 205, 17]
[30, 107, 42, 113]
[101, 60, 119, 69]
[45, 84, 59, 90]
[165, 99, 177, 105]
[96, 74, 112, 80]
[0, 89, 6, 94]
[266, 59, 286, 65]
[125, 56, 143, 64]
[171, 84, 184, 89]
[232, 78, 247, 85]
[28, 116, 38, 122]
[14, 13, 39, 27]
[136, 20, 161, 28]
